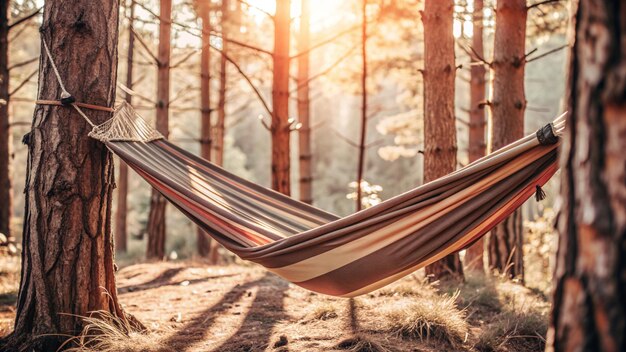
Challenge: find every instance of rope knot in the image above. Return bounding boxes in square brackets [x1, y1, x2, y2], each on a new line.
[536, 123, 558, 145]
[60, 91, 76, 106]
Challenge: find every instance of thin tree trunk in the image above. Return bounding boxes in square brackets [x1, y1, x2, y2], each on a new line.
[355, 0, 367, 212]
[214, 0, 228, 167]
[146, 0, 172, 260]
[547, 1, 626, 351]
[463, 0, 486, 273]
[0, 0, 11, 241]
[487, 0, 527, 282]
[271, 0, 291, 195]
[4, 1, 130, 349]
[422, 0, 464, 282]
[116, 0, 135, 254]
[297, 0, 312, 205]
[196, 2, 214, 259]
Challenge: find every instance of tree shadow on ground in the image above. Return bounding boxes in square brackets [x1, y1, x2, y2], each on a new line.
[118, 268, 240, 294]
[213, 273, 289, 351]
[119, 267, 185, 293]
[158, 272, 288, 352]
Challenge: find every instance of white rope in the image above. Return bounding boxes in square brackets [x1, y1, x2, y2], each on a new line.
[41, 38, 96, 127]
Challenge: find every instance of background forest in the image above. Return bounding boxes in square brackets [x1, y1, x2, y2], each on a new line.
[4, 0, 567, 260]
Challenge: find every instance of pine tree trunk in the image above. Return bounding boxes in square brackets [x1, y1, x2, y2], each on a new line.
[196, 2, 214, 259]
[422, 0, 464, 282]
[0, 0, 11, 240]
[547, 1, 626, 351]
[146, 0, 172, 260]
[271, 0, 291, 195]
[115, 0, 135, 254]
[214, 0, 228, 167]
[355, 0, 367, 212]
[487, 0, 526, 281]
[297, 0, 312, 205]
[463, 0, 486, 272]
[5, 1, 130, 349]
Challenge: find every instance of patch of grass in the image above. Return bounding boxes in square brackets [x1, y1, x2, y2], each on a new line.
[336, 334, 390, 352]
[454, 274, 502, 312]
[304, 302, 339, 322]
[376, 282, 425, 298]
[383, 292, 468, 348]
[63, 311, 159, 352]
[475, 310, 547, 352]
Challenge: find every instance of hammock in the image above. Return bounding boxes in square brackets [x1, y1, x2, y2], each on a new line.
[87, 103, 564, 297]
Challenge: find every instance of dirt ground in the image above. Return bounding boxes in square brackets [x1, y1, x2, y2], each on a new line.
[0, 259, 550, 352]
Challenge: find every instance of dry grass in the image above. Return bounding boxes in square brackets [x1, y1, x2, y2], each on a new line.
[335, 334, 391, 352]
[62, 311, 159, 352]
[0, 256, 20, 336]
[375, 280, 427, 298]
[475, 310, 547, 352]
[446, 274, 550, 352]
[382, 292, 468, 348]
[305, 302, 339, 322]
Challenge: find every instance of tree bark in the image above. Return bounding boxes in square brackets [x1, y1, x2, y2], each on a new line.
[196, 1, 215, 260]
[487, 0, 527, 282]
[297, 0, 312, 205]
[463, 0, 486, 273]
[355, 0, 367, 212]
[214, 0, 228, 167]
[547, 1, 626, 351]
[0, 0, 11, 240]
[146, 0, 172, 260]
[271, 0, 291, 195]
[5, 1, 129, 350]
[115, 0, 135, 254]
[422, 0, 464, 282]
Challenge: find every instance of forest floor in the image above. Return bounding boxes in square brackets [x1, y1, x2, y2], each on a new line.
[0, 259, 551, 352]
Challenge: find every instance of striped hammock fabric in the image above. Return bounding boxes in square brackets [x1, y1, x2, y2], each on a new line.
[94, 103, 564, 297]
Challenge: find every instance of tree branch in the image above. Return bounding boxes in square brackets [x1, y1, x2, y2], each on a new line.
[526, 44, 569, 63]
[117, 82, 156, 105]
[133, 0, 273, 56]
[290, 44, 358, 94]
[8, 7, 42, 30]
[522, 47, 539, 61]
[236, 0, 274, 19]
[170, 48, 200, 69]
[290, 25, 361, 60]
[456, 41, 491, 66]
[332, 128, 359, 148]
[9, 121, 31, 127]
[209, 44, 273, 117]
[8, 57, 39, 71]
[527, 0, 563, 11]
[130, 26, 160, 66]
[365, 138, 385, 149]
[9, 69, 38, 96]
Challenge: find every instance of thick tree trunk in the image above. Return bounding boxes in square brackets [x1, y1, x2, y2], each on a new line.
[214, 0, 228, 167]
[487, 0, 526, 282]
[115, 0, 135, 254]
[422, 0, 464, 282]
[196, 3, 215, 260]
[355, 0, 367, 212]
[0, 0, 11, 240]
[5, 1, 128, 350]
[547, 1, 626, 351]
[146, 0, 172, 260]
[463, 0, 486, 272]
[297, 0, 312, 205]
[271, 0, 291, 195]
